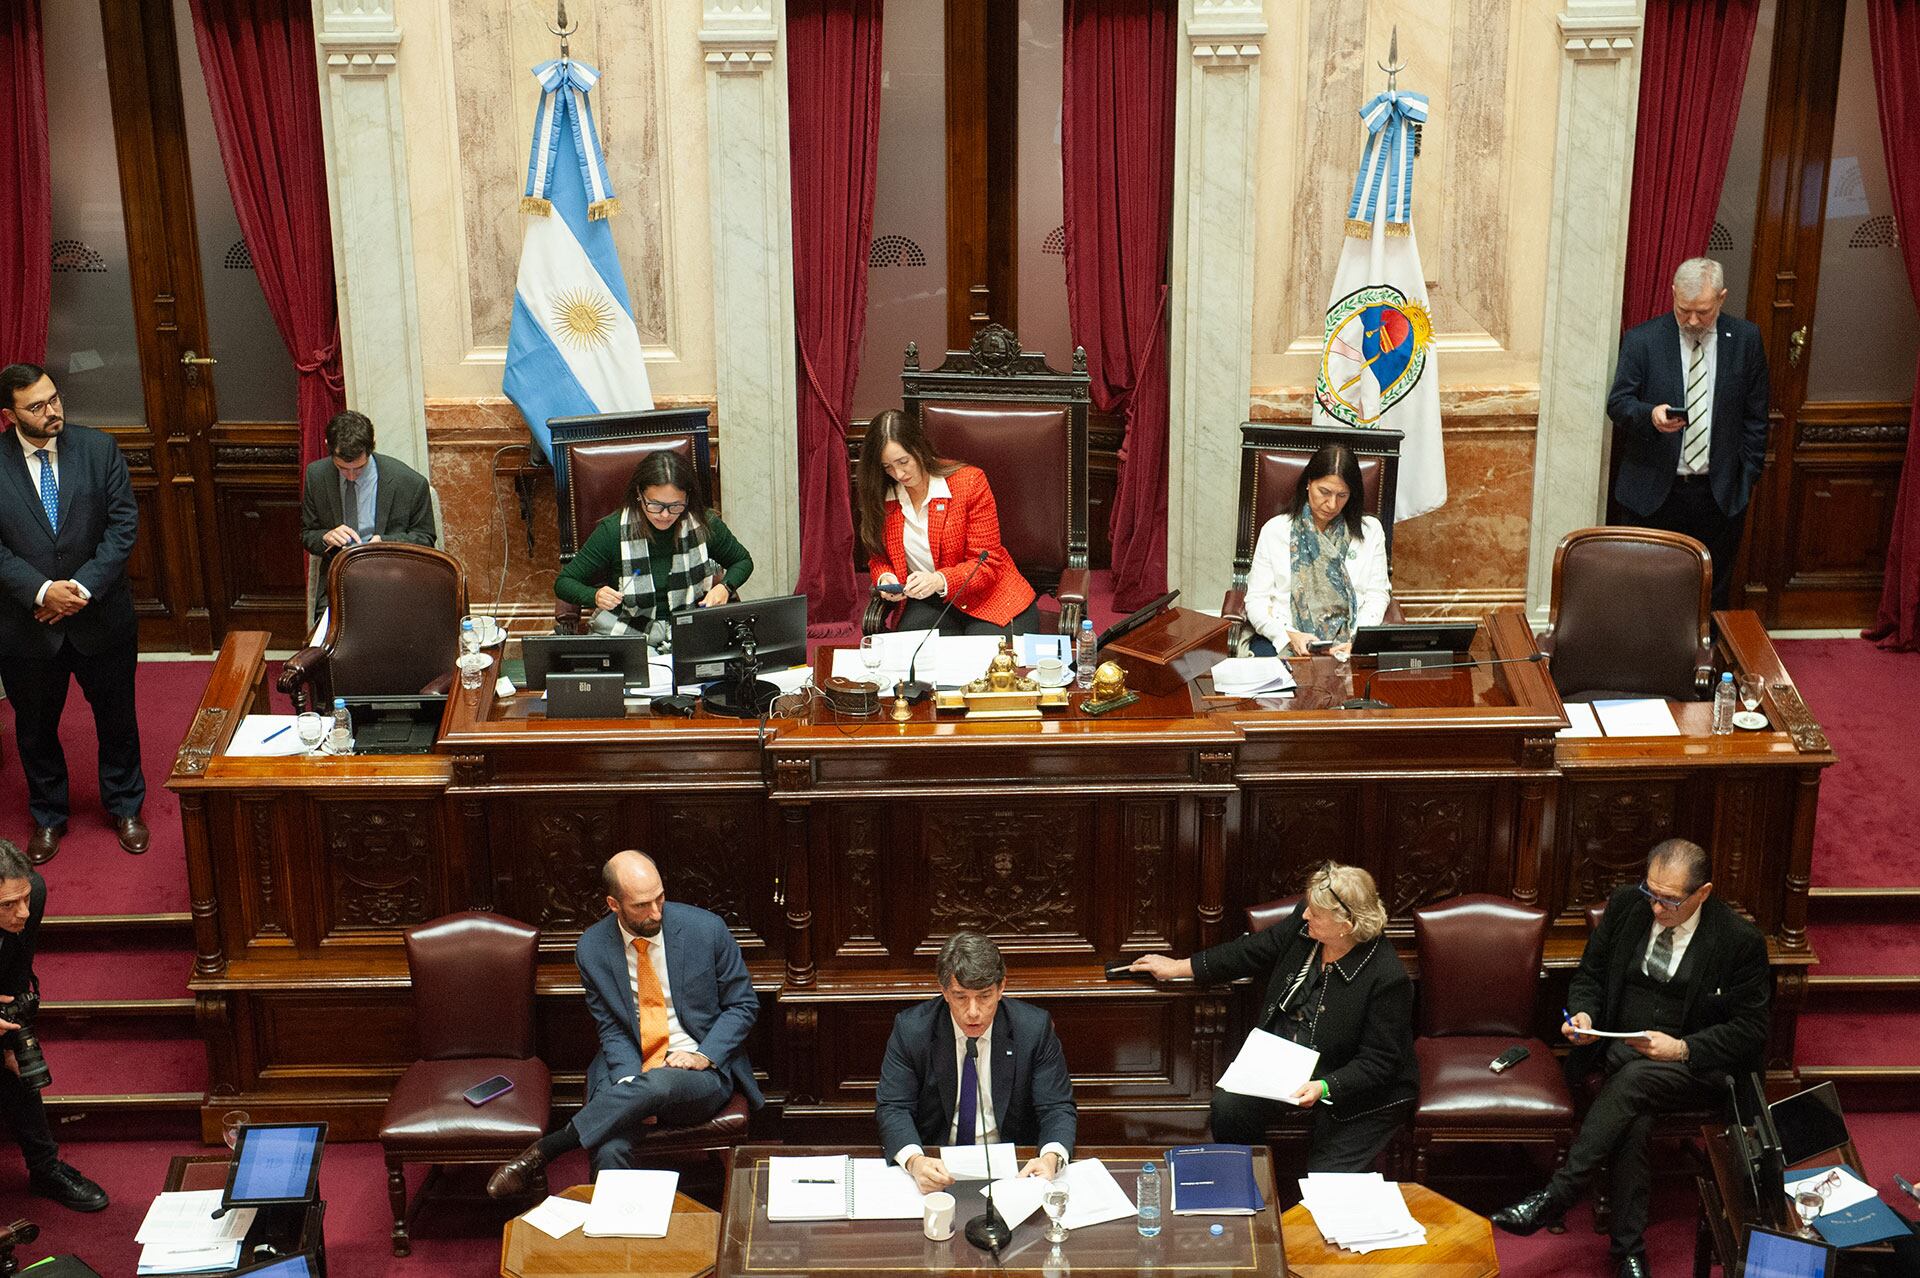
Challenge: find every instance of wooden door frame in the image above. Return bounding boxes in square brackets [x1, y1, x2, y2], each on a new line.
[944, 0, 1019, 346]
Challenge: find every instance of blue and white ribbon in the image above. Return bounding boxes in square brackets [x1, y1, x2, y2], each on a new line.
[1346, 90, 1428, 226]
[523, 59, 619, 220]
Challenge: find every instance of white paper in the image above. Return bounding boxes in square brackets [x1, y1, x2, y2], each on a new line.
[1785, 1166, 1877, 1214]
[1210, 657, 1298, 696]
[223, 715, 307, 757]
[1592, 698, 1681, 737]
[1217, 1028, 1320, 1103]
[940, 1142, 1018, 1181]
[1298, 1174, 1426, 1253]
[135, 1191, 256, 1245]
[1557, 702, 1602, 739]
[849, 1158, 929, 1220]
[923, 635, 1008, 689]
[584, 1168, 678, 1237]
[136, 1240, 245, 1275]
[1017, 634, 1072, 667]
[980, 1158, 1138, 1233]
[1567, 1024, 1654, 1040]
[521, 1194, 593, 1239]
[766, 1155, 851, 1222]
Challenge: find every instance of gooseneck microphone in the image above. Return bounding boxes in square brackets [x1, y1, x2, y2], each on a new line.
[1341, 650, 1548, 711]
[961, 1036, 1012, 1256]
[898, 549, 992, 703]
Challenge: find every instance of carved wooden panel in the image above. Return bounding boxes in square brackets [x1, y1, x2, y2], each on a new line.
[1383, 787, 1492, 915]
[126, 480, 170, 623]
[1122, 801, 1175, 949]
[1242, 787, 1360, 907]
[240, 799, 287, 942]
[319, 803, 439, 932]
[1564, 780, 1679, 909]
[826, 805, 889, 959]
[210, 477, 306, 640]
[652, 799, 775, 954]
[503, 800, 621, 933]
[251, 995, 417, 1083]
[923, 805, 1093, 947]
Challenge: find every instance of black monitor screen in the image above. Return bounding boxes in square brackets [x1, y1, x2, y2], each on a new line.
[1742, 1225, 1834, 1278]
[226, 1122, 326, 1205]
[1350, 622, 1478, 657]
[670, 595, 808, 687]
[1769, 1083, 1850, 1167]
[234, 1257, 314, 1278]
[521, 634, 656, 691]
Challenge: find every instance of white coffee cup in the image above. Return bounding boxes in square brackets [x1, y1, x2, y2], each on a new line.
[1035, 657, 1065, 685]
[923, 1190, 957, 1240]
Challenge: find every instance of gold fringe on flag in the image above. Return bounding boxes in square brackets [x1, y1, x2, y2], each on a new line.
[521, 196, 554, 217]
[1345, 218, 1413, 239]
[587, 198, 622, 221]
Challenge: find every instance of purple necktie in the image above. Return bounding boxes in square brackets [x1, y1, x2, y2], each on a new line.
[956, 1038, 980, 1144]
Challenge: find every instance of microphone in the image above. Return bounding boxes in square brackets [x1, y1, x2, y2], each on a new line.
[1341, 651, 1548, 711]
[961, 1036, 1012, 1256]
[898, 549, 992, 703]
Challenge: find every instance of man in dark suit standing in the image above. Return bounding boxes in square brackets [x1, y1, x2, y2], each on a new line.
[0, 364, 147, 864]
[488, 850, 760, 1194]
[1608, 257, 1771, 611]
[1491, 838, 1770, 1278]
[299, 410, 437, 575]
[876, 931, 1076, 1194]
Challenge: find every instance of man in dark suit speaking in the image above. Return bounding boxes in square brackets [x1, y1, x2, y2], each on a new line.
[1491, 838, 1770, 1278]
[1607, 257, 1770, 611]
[299, 410, 437, 573]
[877, 931, 1076, 1194]
[0, 364, 147, 864]
[488, 850, 759, 1194]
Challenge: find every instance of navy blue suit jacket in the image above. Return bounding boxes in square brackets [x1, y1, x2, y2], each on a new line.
[874, 995, 1076, 1165]
[1608, 313, 1770, 519]
[575, 903, 763, 1108]
[0, 424, 138, 658]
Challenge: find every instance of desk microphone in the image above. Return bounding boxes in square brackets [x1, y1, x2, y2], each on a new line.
[961, 1036, 1011, 1256]
[1341, 651, 1548, 711]
[899, 549, 992, 703]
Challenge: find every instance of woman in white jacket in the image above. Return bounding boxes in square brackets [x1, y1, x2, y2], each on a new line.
[1244, 443, 1392, 659]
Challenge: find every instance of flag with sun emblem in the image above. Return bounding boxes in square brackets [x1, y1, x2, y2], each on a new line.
[1311, 85, 1445, 523]
[503, 58, 653, 460]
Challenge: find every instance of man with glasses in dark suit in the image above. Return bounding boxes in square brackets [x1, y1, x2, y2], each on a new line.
[1491, 838, 1770, 1278]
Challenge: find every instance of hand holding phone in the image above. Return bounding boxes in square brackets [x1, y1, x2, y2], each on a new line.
[877, 580, 905, 596]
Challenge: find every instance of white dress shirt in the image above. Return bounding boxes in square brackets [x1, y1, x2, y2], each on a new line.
[615, 916, 699, 1063]
[893, 1015, 1070, 1174]
[1676, 327, 1717, 476]
[1644, 904, 1704, 977]
[19, 433, 88, 608]
[1243, 513, 1392, 647]
[894, 474, 951, 580]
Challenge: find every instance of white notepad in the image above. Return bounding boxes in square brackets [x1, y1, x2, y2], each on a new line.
[1592, 698, 1680, 737]
[583, 1168, 678, 1237]
[766, 1155, 928, 1221]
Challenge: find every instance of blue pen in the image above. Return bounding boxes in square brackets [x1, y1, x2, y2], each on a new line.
[262, 725, 291, 743]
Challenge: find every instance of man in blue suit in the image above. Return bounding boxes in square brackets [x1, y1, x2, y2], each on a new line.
[0, 365, 147, 864]
[876, 931, 1076, 1194]
[488, 850, 760, 1194]
[1607, 257, 1771, 612]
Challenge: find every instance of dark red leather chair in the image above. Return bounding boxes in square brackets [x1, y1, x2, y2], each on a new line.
[277, 542, 466, 713]
[1247, 896, 1302, 934]
[1538, 527, 1714, 702]
[861, 323, 1091, 636]
[1219, 422, 1406, 653]
[1410, 895, 1574, 1190]
[379, 912, 551, 1256]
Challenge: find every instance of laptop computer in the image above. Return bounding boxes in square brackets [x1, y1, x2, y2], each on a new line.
[1741, 1224, 1835, 1278]
[544, 671, 626, 719]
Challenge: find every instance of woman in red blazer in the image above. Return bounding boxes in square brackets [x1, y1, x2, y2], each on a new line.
[857, 410, 1038, 635]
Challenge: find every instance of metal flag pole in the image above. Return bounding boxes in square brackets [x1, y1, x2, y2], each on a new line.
[1379, 26, 1421, 158]
[547, 1, 577, 61]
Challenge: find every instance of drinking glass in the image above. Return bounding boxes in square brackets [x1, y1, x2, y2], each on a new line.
[1739, 673, 1764, 715]
[222, 1110, 250, 1150]
[458, 652, 492, 691]
[860, 635, 882, 677]
[1794, 1189, 1825, 1237]
[1042, 1182, 1071, 1245]
[294, 712, 326, 757]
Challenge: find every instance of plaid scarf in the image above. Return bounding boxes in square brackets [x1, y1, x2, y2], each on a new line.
[603, 509, 719, 643]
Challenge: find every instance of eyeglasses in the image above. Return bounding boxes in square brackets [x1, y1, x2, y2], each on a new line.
[641, 499, 688, 517]
[1636, 880, 1693, 910]
[1312, 863, 1354, 919]
[16, 390, 59, 417]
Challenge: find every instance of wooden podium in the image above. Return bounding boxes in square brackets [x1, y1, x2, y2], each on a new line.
[1102, 606, 1233, 696]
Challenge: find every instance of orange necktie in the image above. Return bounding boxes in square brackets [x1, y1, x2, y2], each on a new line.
[633, 936, 670, 1070]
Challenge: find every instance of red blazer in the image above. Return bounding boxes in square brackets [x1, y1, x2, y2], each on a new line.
[867, 464, 1036, 629]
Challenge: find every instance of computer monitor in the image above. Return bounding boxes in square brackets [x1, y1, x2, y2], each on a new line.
[338, 694, 445, 755]
[223, 1122, 327, 1208]
[520, 633, 655, 692]
[1350, 622, 1479, 669]
[1741, 1224, 1835, 1278]
[670, 594, 808, 718]
[232, 1256, 316, 1278]
[1769, 1082, 1850, 1167]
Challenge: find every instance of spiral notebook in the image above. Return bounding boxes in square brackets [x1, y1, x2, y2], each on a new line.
[765, 1155, 927, 1221]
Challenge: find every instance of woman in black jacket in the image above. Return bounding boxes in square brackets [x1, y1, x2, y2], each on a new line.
[1132, 862, 1417, 1171]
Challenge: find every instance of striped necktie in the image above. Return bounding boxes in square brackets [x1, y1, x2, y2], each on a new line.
[34, 450, 58, 532]
[1645, 925, 1675, 982]
[1682, 337, 1712, 473]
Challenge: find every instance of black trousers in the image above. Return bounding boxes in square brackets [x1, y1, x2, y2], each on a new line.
[571, 1062, 732, 1173]
[0, 637, 145, 829]
[1548, 1046, 1720, 1258]
[897, 597, 1042, 638]
[1209, 1089, 1407, 1174]
[1620, 474, 1746, 612]
[0, 1071, 59, 1176]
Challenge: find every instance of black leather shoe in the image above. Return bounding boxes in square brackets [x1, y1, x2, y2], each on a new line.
[30, 1161, 109, 1212]
[1616, 1253, 1650, 1278]
[25, 825, 65, 866]
[487, 1143, 547, 1199]
[114, 814, 150, 855]
[1491, 1188, 1568, 1237]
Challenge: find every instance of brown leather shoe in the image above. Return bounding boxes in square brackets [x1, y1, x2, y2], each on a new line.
[25, 825, 65, 866]
[486, 1143, 547, 1199]
[114, 815, 150, 856]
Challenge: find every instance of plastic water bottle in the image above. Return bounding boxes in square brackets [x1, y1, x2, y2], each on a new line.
[1712, 671, 1736, 735]
[1076, 619, 1097, 690]
[1136, 1160, 1162, 1237]
[459, 617, 479, 657]
[329, 696, 354, 754]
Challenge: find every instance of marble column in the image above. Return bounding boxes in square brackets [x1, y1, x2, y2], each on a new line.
[312, 0, 431, 475]
[1525, 0, 1645, 623]
[701, 1, 801, 598]
[1167, 0, 1266, 608]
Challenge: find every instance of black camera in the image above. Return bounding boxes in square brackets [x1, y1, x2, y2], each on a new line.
[0, 993, 50, 1092]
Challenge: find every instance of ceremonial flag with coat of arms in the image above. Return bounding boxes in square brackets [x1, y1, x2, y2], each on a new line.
[503, 58, 653, 461]
[1311, 86, 1446, 522]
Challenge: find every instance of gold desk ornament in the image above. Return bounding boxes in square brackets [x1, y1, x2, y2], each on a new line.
[1082, 660, 1140, 716]
[889, 685, 913, 722]
[966, 636, 1040, 695]
[930, 634, 1064, 719]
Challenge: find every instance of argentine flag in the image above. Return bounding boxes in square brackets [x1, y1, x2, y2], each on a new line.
[504, 59, 653, 461]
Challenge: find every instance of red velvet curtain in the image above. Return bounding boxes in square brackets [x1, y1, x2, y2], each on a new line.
[0, 0, 49, 366]
[1062, 0, 1176, 612]
[1618, 0, 1761, 327]
[1862, 0, 1920, 649]
[787, 0, 883, 632]
[188, 0, 344, 467]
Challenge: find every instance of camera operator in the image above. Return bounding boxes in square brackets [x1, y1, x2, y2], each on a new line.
[0, 842, 106, 1211]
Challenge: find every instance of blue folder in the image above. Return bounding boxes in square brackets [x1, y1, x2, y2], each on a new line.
[1167, 1144, 1264, 1215]
[1791, 1166, 1917, 1248]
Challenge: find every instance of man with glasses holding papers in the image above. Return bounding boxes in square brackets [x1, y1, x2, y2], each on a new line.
[1492, 838, 1770, 1278]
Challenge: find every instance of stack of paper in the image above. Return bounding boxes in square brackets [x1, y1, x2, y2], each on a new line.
[979, 1158, 1138, 1231]
[520, 1194, 593, 1239]
[1297, 1173, 1426, 1253]
[1591, 698, 1680, 737]
[223, 715, 307, 757]
[1210, 657, 1297, 697]
[134, 1190, 254, 1274]
[1216, 1028, 1319, 1104]
[939, 1142, 1018, 1180]
[584, 1168, 679, 1237]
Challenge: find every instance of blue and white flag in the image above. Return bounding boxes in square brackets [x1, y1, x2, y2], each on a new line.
[504, 58, 653, 461]
[1312, 88, 1446, 523]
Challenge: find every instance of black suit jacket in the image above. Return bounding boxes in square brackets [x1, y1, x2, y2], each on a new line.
[1608, 312, 1770, 519]
[1568, 886, 1770, 1079]
[0, 425, 138, 659]
[1192, 902, 1419, 1119]
[875, 995, 1076, 1165]
[299, 452, 438, 558]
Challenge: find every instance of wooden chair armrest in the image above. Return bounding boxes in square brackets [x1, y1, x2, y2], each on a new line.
[277, 647, 328, 713]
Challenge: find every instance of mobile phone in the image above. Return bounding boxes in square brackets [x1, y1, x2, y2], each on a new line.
[1895, 1173, 1920, 1205]
[878, 581, 906, 596]
[1666, 407, 1689, 423]
[1308, 639, 1337, 653]
[1104, 960, 1150, 981]
[1489, 1045, 1531, 1074]
[463, 1074, 515, 1106]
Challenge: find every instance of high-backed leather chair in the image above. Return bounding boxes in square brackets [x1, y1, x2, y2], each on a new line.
[379, 913, 551, 1256]
[1219, 422, 1406, 653]
[1409, 895, 1574, 1186]
[549, 409, 715, 633]
[277, 542, 467, 713]
[861, 324, 1091, 635]
[1539, 527, 1714, 703]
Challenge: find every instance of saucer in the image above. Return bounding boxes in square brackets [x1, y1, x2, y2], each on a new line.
[1030, 672, 1072, 689]
[1732, 710, 1767, 731]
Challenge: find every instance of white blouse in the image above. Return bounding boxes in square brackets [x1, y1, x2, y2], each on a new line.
[1244, 513, 1392, 645]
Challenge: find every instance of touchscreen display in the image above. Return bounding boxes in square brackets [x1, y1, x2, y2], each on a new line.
[1743, 1227, 1831, 1278]
[230, 1124, 324, 1202]
[236, 1258, 312, 1278]
[1769, 1083, 1850, 1166]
